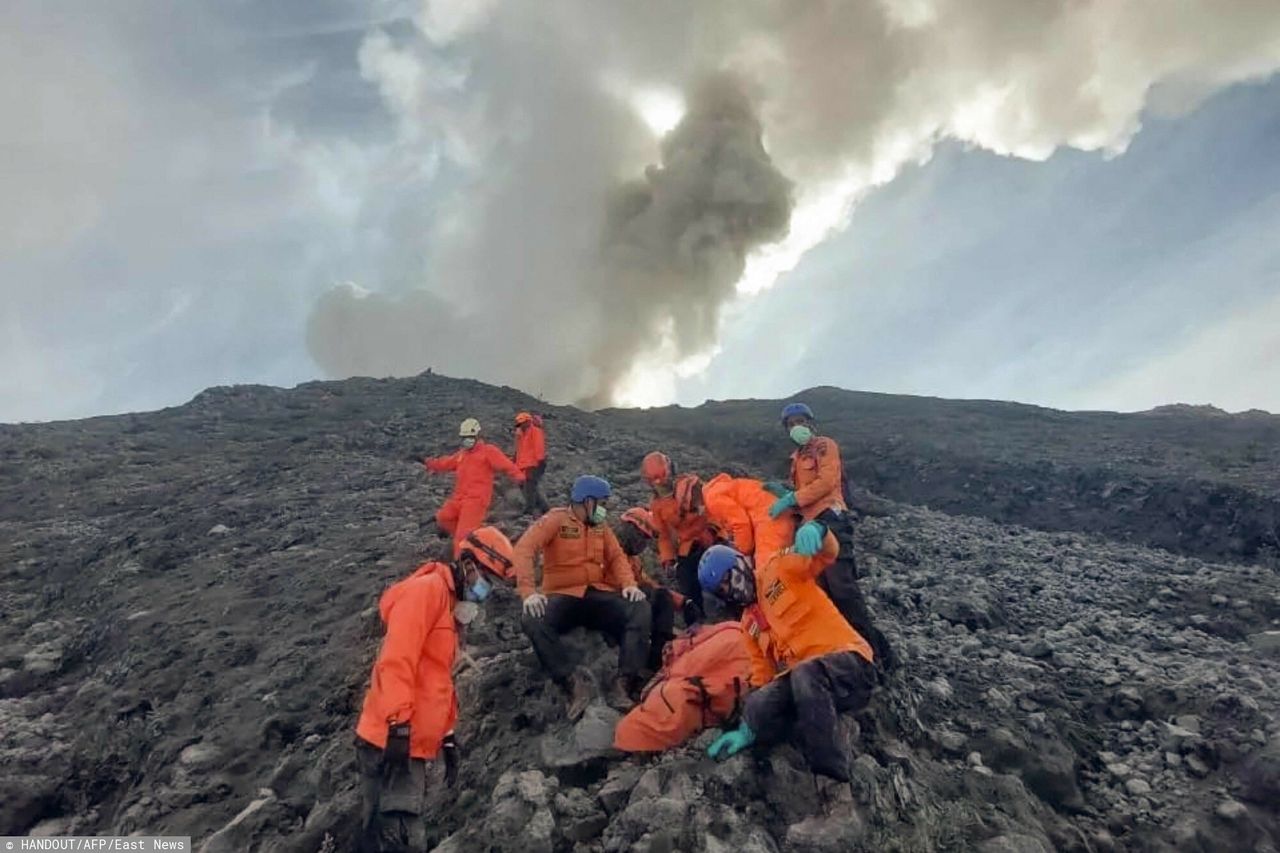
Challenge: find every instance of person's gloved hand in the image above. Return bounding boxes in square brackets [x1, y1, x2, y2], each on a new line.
[707, 721, 755, 760]
[622, 585, 645, 603]
[382, 723, 411, 779]
[522, 593, 548, 618]
[793, 521, 825, 556]
[768, 491, 797, 519]
[441, 732, 460, 787]
[681, 598, 703, 626]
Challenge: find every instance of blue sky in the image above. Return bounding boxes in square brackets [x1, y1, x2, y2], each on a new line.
[2, 1, 1279, 422]
[680, 80, 1280, 413]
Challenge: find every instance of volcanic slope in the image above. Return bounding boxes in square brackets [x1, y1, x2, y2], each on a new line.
[0, 373, 1278, 852]
[603, 386, 1280, 566]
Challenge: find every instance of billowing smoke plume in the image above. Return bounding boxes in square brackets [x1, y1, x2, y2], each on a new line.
[306, 0, 1280, 405]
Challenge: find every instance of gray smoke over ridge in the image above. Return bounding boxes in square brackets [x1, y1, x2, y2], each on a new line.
[305, 0, 1280, 406]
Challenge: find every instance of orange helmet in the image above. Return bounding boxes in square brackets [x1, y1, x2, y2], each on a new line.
[459, 526, 515, 577]
[620, 507, 658, 539]
[674, 475, 703, 516]
[641, 451, 673, 485]
[514, 412, 533, 427]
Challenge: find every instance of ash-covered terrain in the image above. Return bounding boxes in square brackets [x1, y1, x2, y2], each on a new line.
[1, 373, 1278, 852]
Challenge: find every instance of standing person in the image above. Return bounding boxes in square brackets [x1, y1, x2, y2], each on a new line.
[768, 403, 895, 671]
[515, 475, 650, 718]
[354, 527, 513, 852]
[513, 411, 550, 515]
[422, 418, 524, 557]
[642, 452, 713, 625]
[698, 538, 877, 783]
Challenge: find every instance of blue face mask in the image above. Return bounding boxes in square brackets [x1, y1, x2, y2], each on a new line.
[465, 574, 492, 603]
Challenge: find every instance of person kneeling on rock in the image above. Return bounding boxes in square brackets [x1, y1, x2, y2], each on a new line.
[515, 475, 651, 720]
[699, 537, 878, 783]
[353, 525, 514, 853]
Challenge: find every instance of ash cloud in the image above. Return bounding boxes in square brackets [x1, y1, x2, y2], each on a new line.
[305, 0, 1280, 405]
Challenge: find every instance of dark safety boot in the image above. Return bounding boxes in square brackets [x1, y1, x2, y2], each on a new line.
[566, 669, 596, 722]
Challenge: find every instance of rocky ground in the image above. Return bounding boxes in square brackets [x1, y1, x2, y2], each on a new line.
[1, 373, 1278, 851]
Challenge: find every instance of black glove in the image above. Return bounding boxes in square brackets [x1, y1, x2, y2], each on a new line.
[381, 723, 411, 778]
[441, 732, 460, 787]
[405, 453, 423, 464]
[682, 598, 703, 626]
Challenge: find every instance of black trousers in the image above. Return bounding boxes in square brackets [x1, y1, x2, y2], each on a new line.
[355, 738, 427, 853]
[816, 510, 895, 670]
[520, 588, 651, 684]
[521, 462, 550, 514]
[743, 651, 876, 782]
[645, 587, 677, 670]
[674, 544, 708, 623]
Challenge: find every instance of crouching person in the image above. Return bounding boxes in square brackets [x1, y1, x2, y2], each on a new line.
[614, 507, 683, 670]
[613, 621, 753, 752]
[698, 536, 877, 782]
[354, 526, 513, 852]
[516, 475, 650, 720]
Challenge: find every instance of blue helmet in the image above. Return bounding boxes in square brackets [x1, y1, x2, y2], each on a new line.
[780, 402, 814, 424]
[698, 544, 741, 592]
[570, 475, 612, 503]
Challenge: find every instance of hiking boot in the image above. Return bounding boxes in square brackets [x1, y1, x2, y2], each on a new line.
[605, 675, 637, 712]
[565, 669, 595, 722]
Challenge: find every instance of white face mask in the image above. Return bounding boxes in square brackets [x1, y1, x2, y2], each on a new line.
[454, 600, 479, 625]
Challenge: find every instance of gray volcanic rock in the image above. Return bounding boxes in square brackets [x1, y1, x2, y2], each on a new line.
[0, 372, 1277, 851]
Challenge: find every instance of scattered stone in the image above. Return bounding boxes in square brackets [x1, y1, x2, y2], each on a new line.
[1125, 778, 1152, 796]
[978, 833, 1053, 853]
[1215, 799, 1248, 822]
[208, 524, 233, 535]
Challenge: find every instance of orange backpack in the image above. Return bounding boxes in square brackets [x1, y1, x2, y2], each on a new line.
[614, 622, 753, 752]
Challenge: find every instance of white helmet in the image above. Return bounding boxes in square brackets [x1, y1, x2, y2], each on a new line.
[459, 418, 482, 437]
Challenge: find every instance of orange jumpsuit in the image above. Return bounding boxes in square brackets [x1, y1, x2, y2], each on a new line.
[740, 532, 873, 687]
[701, 474, 797, 567]
[355, 562, 458, 759]
[514, 421, 546, 472]
[426, 440, 523, 554]
[789, 435, 847, 521]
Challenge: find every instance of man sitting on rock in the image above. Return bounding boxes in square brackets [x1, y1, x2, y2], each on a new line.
[515, 475, 650, 720]
[698, 536, 878, 782]
[354, 526, 513, 852]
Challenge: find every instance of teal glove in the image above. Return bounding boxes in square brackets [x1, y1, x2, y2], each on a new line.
[762, 481, 791, 498]
[768, 491, 797, 519]
[793, 521, 825, 556]
[707, 721, 755, 760]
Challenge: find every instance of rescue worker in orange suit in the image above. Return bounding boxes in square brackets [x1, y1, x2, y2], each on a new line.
[643, 452, 714, 625]
[422, 418, 524, 557]
[698, 536, 877, 783]
[614, 507, 681, 670]
[513, 412, 549, 515]
[354, 526, 514, 852]
[768, 402, 895, 672]
[515, 475, 651, 719]
[701, 473, 797, 567]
